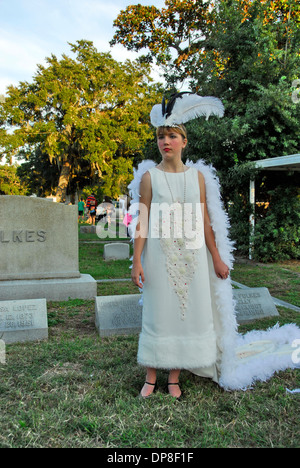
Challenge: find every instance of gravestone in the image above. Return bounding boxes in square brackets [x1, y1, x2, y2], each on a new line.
[103, 243, 130, 260]
[95, 287, 280, 338]
[0, 196, 97, 301]
[95, 295, 142, 337]
[0, 196, 79, 281]
[0, 299, 48, 344]
[233, 287, 279, 324]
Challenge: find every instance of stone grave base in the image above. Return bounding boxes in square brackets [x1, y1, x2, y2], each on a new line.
[0, 274, 97, 302]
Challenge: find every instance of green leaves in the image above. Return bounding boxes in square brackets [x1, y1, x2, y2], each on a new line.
[1, 40, 161, 201]
[0, 165, 28, 195]
[253, 185, 300, 262]
[111, 0, 300, 261]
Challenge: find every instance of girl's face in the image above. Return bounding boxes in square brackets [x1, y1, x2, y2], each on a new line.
[157, 129, 187, 160]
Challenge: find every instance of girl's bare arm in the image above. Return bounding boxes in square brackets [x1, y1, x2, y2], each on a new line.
[131, 171, 152, 288]
[198, 172, 229, 280]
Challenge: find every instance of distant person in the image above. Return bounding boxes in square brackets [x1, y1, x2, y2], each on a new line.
[102, 196, 115, 226]
[78, 198, 85, 221]
[86, 194, 97, 225]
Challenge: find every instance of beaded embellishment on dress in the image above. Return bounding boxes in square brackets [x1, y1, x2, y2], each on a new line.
[155, 202, 203, 321]
[160, 235, 199, 321]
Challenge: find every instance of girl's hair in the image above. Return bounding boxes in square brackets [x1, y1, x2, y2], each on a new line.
[156, 124, 188, 141]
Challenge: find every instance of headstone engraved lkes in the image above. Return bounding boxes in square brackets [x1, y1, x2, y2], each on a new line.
[0, 196, 97, 301]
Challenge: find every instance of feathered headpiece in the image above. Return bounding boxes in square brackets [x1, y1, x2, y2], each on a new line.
[150, 92, 224, 128]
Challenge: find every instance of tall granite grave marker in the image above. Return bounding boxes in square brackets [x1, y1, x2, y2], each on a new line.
[0, 196, 97, 301]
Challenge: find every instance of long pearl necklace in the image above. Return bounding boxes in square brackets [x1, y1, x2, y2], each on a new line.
[161, 161, 187, 205]
[160, 162, 193, 322]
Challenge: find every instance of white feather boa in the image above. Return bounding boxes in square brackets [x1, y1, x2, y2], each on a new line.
[128, 159, 300, 391]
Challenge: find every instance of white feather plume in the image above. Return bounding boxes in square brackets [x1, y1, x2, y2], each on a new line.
[167, 95, 224, 125]
[150, 104, 165, 128]
[150, 94, 225, 128]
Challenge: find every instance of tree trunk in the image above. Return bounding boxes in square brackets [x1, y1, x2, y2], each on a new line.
[56, 159, 71, 203]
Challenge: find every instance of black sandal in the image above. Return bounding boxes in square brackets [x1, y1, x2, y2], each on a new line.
[139, 381, 157, 399]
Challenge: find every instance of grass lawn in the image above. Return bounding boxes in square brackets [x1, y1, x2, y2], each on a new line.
[0, 237, 299, 448]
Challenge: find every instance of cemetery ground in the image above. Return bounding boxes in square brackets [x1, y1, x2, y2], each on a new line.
[0, 232, 299, 448]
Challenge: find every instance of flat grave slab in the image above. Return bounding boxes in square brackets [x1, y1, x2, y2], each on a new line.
[233, 287, 279, 323]
[95, 295, 142, 337]
[0, 299, 48, 344]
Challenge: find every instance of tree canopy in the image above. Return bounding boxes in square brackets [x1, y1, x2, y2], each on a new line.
[112, 0, 300, 261]
[112, 0, 300, 170]
[112, 0, 300, 87]
[0, 40, 162, 201]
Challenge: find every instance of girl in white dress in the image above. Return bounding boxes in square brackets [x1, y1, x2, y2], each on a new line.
[131, 113, 229, 398]
[129, 93, 300, 397]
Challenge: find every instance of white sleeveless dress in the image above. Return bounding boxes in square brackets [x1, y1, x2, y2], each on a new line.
[137, 166, 218, 371]
[131, 160, 300, 389]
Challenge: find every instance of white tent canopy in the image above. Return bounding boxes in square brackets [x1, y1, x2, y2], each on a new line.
[249, 154, 300, 259]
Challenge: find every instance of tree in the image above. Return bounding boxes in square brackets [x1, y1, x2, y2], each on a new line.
[0, 41, 161, 202]
[117, 0, 300, 171]
[0, 164, 28, 195]
[111, 0, 213, 87]
[112, 0, 300, 88]
[16, 148, 60, 198]
[112, 0, 300, 261]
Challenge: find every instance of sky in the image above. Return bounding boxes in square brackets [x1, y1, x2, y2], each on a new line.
[0, 0, 166, 96]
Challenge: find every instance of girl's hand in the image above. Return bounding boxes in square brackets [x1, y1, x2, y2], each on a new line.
[213, 258, 230, 280]
[131, 261, 145, 288]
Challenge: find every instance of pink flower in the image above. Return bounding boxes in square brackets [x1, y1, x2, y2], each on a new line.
[123, 213, 132, 227]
